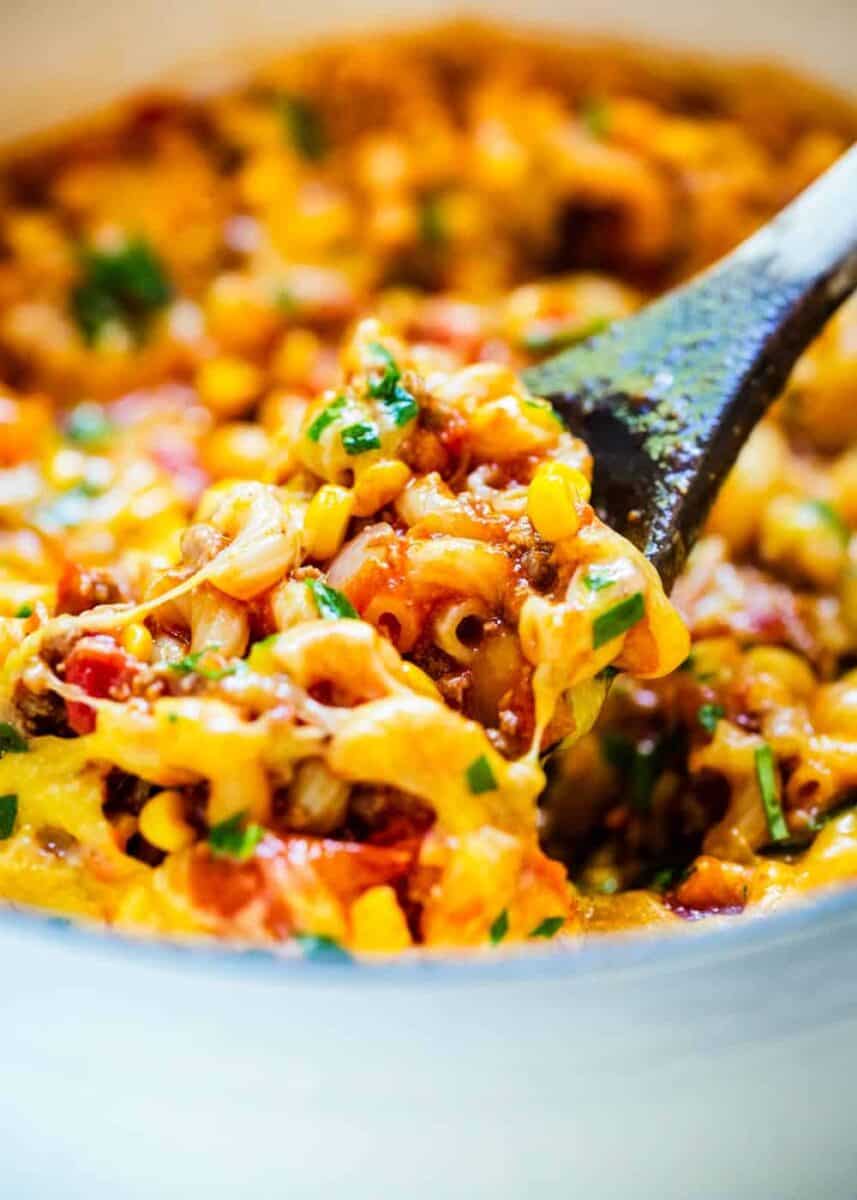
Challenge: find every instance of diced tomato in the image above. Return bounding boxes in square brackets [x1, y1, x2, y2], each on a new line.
[188, 834, 416, 937]
[273, 836, 414, 903]
[64, 635, 139, 734]
[666, 854, 750, 919]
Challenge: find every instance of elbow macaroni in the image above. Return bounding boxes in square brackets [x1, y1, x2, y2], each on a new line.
[0, 23, 852, 951]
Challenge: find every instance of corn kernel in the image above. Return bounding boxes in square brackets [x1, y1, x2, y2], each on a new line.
[202, 422, 273, 481]
[304, 484, 354, 560]
[352, 460, 411, 517]
[205, 272, 281, 354]
[271, 329, 321, 387]
[121, 622, 154, 662]
[350, 885, 413, 953]
[195, 356, 263, 418]
[527, 461, 589, 542]
[139, 790, 196, 853]
[397, 660, 442, 700]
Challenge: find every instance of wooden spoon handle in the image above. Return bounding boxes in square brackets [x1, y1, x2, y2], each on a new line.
[525, 145, 857, 589]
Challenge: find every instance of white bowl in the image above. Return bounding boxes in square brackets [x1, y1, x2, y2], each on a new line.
[2, 4, 856, 1198]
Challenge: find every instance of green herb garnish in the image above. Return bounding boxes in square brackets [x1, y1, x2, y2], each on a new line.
[168, 646, 237, 681]
[0, 794, 17, 840]
[593, 591, 645, 649]
[278, 93, 326, 161]
[529, 916, 565, 939]
[466, 754, 498, 795]
[70, 238, 171, 345]
[66, 403, 113, 447]
[0, 723, 28, 756]
[583, 566, 617, 592]
[208, 811, 264, 861]
[307, 578, 358, 620]
[341, 421, 381, 455]
[697, 703, 725, 735]
[367, 347, 418, 426]
[306, 395, 347, 442]
[14, 604, 33, 619]
[755, 743, 789, 843]
[489, 909, 509, 945]
[581, 98, 612, 139]
[804, 499, 850, 545]
[295, 933, 351, 961]
[381, 386, 418, 427]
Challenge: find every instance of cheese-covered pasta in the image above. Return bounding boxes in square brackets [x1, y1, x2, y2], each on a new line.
[0, 23, 853, 954]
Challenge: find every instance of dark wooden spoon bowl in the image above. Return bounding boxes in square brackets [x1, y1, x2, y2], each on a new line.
[523, 145, 857, 591]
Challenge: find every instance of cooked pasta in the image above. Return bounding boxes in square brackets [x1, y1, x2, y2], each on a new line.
[0, 23, 854, 954]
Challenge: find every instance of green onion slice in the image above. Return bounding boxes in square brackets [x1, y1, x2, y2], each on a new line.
[307, 579, 358, 620]
[0, 794, 18, 840]
[592, 591, 644, 649]
[489, 909, 509, 945]
[529, 916, 565, 939]
[755, 743, 789, 843]
[306, 395, 347, 443]
[208, 811, 264, 861]
[341, 421, 381, 455]
[0, 723, 28, 756]
[465, 754, 498, 795]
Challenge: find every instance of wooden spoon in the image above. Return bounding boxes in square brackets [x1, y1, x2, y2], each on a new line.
[523, 145, 857, 591]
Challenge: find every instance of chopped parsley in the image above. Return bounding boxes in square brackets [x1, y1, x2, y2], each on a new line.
[0, 794, 17, 840]
[295, 933, 351, 961]
[583, 566, 617, 592]
[307, 578, 358, 620]
[208, 811, 264, 861]
[592, 591, 645, 649]
[341, 420, 381, 455]
[489, 909, 509, 945]
[804, 499, 850, 545]
[14, 604, 33, 619]
[367, 345, 418, 426]
[306, 395, 347, 442]
[466, 754, 498, 795]
[380, 387, 418, 427]
[66, 402, 113, 447]
[0, 723, 28, 756]
[529, 916, 565, 939]
[697, 703, 725, 734]
[581, 98, 612, 139]
[755, 743, 789, 843]
[278, 93, 327, 161]
[70, 238, 171, 345]
[168, 646, 238, 681]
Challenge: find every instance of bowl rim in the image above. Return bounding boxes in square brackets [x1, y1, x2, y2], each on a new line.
[3, 880, 857, 987]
